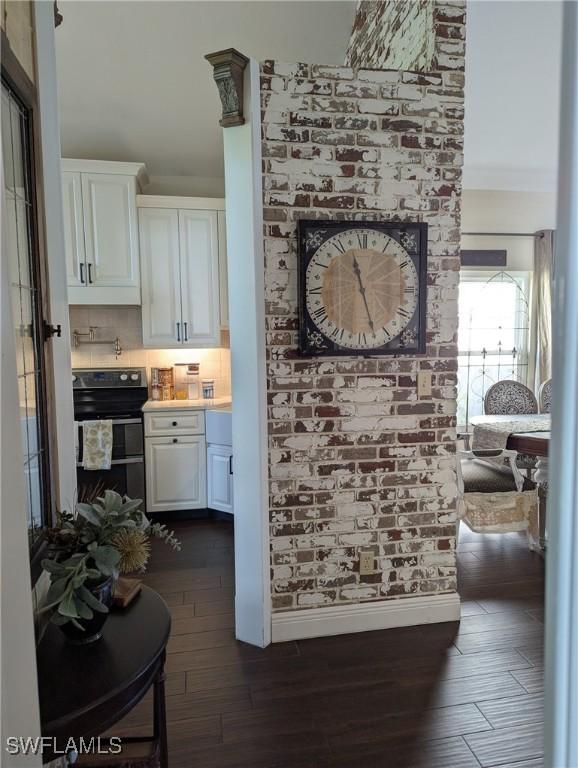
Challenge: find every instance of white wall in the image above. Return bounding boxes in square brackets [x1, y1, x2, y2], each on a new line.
[461, 189, 557, 271]
[145, 175, 225, 198]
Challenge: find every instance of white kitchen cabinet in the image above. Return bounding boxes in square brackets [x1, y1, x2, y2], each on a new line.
[61, 171, 85, 288]
[179, 210, 220, 345]
[207, 444, 234, 515]
[139, 208, 182, 347]
[145, 435, 206, 512]
[62, 160, 147, 305]
[138, 196, 224, 348]
[217, 210, 229, 329]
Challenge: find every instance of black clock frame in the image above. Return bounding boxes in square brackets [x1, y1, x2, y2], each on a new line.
[297, 219, 428, 357]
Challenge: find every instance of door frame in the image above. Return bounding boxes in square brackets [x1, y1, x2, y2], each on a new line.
[544, 2, 578, 765]
[1, 25, 57, 581]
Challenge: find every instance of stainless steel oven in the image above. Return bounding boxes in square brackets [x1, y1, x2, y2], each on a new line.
[73, 369, 148, 502]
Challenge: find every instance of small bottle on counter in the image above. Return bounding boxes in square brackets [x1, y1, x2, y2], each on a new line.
[201, 379, 215, 399]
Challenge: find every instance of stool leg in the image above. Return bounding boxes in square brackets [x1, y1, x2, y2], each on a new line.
[153, 655, 169, 768]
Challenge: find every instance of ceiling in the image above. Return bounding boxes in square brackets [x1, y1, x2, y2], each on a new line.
[55, 1, 356, 191]
[56, 0, 564, 195]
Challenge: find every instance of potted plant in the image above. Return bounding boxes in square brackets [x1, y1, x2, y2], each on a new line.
[39, 490, 180, 644]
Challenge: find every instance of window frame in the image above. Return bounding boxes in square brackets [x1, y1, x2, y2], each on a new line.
[2, 28, 56, 584]
[457, 268, 533, 428]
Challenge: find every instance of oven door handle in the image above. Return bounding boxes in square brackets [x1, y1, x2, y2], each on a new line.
[77, 417, 142, 426]
[76, 456, 144, 468]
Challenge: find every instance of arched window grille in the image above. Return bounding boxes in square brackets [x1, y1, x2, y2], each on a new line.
[457, 270, 531, 427]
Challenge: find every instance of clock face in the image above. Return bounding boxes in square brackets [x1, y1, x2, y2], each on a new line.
[305, 229, 419, 350]
[298, 220, 427, 356]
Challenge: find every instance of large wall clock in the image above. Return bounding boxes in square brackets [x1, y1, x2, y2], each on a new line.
[298, 220, 428, 356]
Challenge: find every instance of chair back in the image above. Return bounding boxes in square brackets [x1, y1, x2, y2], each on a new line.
[484, 380, 538, 415]
[539, 378, 552, 413]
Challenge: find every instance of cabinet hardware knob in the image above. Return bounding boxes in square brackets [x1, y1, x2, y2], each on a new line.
[172, 438, 178, 443]
[172, 421, 178, 426]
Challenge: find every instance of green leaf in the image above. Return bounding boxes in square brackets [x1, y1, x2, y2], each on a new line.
[119, 498, 143, 516]
[45, 577, 70, 604]
[92, 546, 121, 569]
[50, 613, 70, 626]
[41, 558, 66, 576]
[77, 585, 109, 613]
[58, 591, 80, 619]
[103, 490, 122, 513]
[73, 597, 94, 620]
[77, 503, 103, 526]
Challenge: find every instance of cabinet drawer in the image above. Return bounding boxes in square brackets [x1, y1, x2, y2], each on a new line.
[144, 410, 205, 437]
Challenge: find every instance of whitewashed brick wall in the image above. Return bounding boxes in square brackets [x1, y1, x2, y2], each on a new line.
[346, 1, 466, 73]
[262, 3, 466, 613]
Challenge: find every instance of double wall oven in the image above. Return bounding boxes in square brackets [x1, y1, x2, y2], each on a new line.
[73, 368, 148, 502]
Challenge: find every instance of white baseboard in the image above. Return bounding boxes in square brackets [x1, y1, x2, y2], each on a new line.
[271, 592, 461, 643]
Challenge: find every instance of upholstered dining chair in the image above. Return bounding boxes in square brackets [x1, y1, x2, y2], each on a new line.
[484, 380, 538, 415]
[539, 378, 552, 413]
[456, 448, 538, 543]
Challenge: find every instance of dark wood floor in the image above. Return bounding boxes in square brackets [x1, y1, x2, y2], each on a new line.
[114, 521, 545, 767]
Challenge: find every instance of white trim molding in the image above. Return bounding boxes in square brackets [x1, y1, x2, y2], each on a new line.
[62, 159, 149, 190]
[271, 593, 461, 643]
[137, 194, 225, 211]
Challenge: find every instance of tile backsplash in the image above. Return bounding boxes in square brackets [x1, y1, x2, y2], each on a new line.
[69, 306, 231, 398]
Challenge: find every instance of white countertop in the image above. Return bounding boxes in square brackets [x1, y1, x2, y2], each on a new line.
[142, 397, 232, 412]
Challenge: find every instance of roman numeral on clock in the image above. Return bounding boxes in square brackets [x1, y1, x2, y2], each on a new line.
[333, 240, 346, 254]
[312, 308, 327, 321]
[308, 287, 322, 295]
[357, 233, 368, 249]
[397, 308, 410, 319]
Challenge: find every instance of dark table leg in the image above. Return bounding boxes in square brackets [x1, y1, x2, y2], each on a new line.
[153, 652, 168, 768]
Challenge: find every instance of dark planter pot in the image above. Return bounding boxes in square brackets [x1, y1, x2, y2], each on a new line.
[59, 576, 115, 645]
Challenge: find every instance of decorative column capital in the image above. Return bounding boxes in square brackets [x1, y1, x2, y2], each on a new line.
[205, 48, 249, 128]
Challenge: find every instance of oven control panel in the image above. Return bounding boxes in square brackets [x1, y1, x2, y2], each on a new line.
[72, 368, 147, 389]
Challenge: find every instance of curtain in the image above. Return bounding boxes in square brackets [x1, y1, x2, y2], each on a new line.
[532, 229, 555, 392]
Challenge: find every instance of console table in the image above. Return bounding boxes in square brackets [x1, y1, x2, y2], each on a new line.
[37, 585, 171, 766]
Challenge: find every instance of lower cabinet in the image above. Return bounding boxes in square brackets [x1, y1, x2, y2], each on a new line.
[207, 444, 234, 515]
[145, 435, 207, 513]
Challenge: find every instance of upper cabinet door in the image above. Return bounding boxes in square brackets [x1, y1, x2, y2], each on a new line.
[139, 208, 182, 348]
[62, 172, 86, 288]
[81, 173, 140, 292]
[178, 210, 220, 347]
[217, 211, 229, 330]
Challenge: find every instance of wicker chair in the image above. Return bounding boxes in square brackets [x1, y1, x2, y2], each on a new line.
[539, 378, 552, 413]
[484, 380, 538, 415]
[457, 449, 538, 541]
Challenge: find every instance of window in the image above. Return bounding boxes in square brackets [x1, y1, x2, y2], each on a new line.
[457, 271, 531, 428]
[2, 75, 53, 566]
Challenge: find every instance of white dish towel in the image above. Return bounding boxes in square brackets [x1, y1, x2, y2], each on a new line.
[82, 419, 113, 470]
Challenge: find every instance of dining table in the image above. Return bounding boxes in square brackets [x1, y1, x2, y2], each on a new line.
[469, 414, 551, 550]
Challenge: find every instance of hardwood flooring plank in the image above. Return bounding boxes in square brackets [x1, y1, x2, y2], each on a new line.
[516, 646, 544, 668]
[195, 597, 237, 616]
[464, 722, 544, 767]
[167, 628, 237, 654]
[454, 626, 543, 655]
[429, 672, 527, 709]
[511, 667, 544, 694]
[458, 611, 539, 636]
[171, 612, 235, 635]
[476, 692, 544, 729]
[476, 597, 544, 615]
[415, 736, 482, 768]
[166, 639, 299, 674]
[181, 586, 235, 605]
[461, 601, 488, 617]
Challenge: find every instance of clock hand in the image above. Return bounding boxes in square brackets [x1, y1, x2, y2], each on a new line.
[352, 255, 375, 333]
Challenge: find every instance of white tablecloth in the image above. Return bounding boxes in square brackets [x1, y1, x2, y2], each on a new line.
[470, 414, 551, 450]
